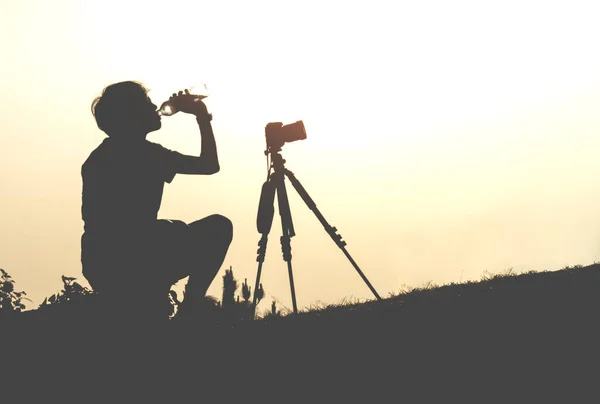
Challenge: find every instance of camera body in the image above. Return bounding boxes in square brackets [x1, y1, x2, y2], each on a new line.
[265, 121, 307, 150]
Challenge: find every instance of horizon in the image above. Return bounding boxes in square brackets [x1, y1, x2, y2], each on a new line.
[2, 0, 600, 310]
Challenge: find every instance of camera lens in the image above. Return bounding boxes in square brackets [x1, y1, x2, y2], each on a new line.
[281, 121, 306, 143]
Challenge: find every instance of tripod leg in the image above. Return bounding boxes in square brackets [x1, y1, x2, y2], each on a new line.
[252, 234, 269, 317]
[252, 176, 278, 318]
[280, 234, 298, 314]
[275, 173, 299, 313]
[284, 169, 382, 300]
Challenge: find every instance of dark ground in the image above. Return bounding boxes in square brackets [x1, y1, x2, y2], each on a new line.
[3, 264, 600, 402]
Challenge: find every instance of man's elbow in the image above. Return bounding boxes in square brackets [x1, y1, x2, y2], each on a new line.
[196, 156, 219, 174]
[206, 163, 220, 174]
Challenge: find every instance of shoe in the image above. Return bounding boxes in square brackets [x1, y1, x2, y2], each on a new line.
[174, 295, 220, 321]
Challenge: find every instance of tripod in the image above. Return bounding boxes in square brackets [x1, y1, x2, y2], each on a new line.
[252, 149, 382, 315]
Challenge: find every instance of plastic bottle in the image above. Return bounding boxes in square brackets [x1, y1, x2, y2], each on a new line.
[157, 84, 209, 116]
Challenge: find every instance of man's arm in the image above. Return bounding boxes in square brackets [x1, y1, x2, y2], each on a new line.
[172, 115, 220, 175]
[167, 91, 220, 175]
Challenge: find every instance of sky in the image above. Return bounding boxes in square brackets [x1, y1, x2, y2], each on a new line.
[2, 0, 600, 312]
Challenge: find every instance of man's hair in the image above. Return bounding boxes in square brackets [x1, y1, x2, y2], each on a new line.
[91, 81, 150, 135]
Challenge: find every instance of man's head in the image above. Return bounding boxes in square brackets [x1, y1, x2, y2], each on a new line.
[91, 81, 161, 138]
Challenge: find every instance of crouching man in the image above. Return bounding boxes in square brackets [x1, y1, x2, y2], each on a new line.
[81, 81, 232, 321]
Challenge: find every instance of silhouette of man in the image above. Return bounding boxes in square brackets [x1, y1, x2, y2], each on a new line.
[81, 81, 232, 320]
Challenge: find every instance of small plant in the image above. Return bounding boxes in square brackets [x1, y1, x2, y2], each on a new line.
[242, 278, 251, 303]
[38, 275, 96, 309]
[175, 266, 266, 323]
[220, 267, 265, 322]
[222, 266, 239, 308]
[0, 268, 30, 316]
[259, 300, 285, 320]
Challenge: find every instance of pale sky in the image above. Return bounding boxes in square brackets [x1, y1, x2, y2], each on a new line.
[2, 0, 600, 312]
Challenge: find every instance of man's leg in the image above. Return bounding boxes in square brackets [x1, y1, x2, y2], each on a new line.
[182, 214, 233, 303]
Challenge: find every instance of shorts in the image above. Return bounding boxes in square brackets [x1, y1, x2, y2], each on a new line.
[81, 219, 194, 294]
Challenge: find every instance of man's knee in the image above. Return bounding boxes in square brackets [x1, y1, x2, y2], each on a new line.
[195, 214, 233, 244]
[212, 214, 233, 244]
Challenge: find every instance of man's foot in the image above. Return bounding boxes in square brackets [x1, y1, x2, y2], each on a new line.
[174, 295, 220, 321]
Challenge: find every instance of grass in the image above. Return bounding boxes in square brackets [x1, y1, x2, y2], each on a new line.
[3, 263, 600, 402]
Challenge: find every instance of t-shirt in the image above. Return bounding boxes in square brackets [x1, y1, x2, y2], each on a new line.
[81, 137, 183, 233]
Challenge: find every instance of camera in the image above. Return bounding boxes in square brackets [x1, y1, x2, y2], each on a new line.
[265, 121, 307, 150]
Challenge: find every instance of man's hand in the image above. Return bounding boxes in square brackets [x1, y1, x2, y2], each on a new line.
[167, 89, 212, 120]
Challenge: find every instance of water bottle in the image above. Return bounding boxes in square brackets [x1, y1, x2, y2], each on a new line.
[157, 83, 209, 116]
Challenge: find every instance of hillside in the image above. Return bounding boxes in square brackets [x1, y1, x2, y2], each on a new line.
[3, 264, 600, 402]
